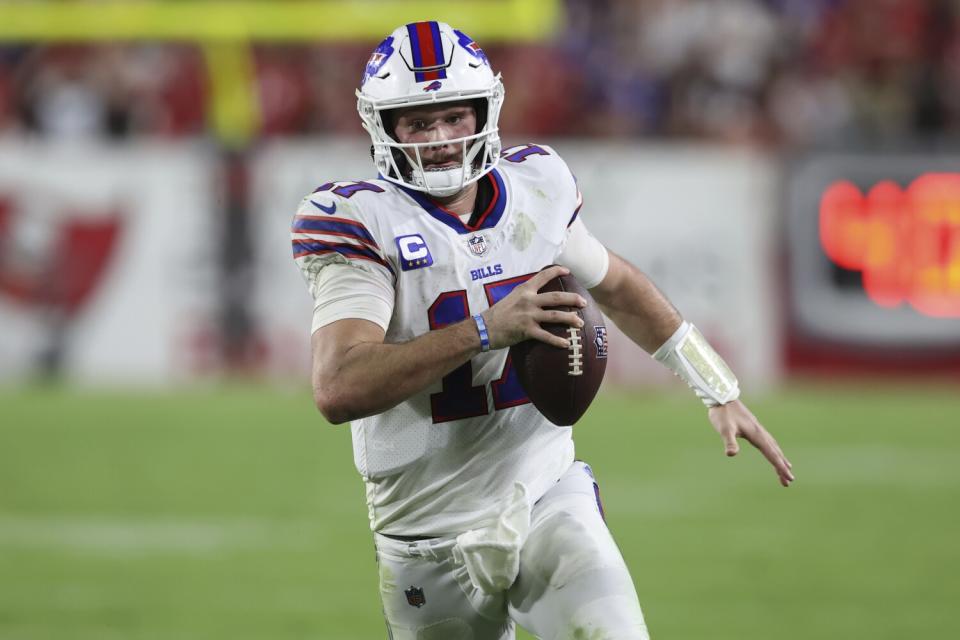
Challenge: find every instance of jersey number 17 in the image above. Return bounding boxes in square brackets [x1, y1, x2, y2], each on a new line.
[427, 274, 533, 423]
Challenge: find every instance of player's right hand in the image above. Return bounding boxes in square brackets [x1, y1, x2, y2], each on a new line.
[481, 265, 586, 350]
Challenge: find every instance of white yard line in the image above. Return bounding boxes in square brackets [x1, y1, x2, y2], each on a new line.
[0, 515, 324, 554]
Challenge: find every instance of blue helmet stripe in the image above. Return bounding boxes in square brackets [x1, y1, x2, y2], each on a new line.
[429, 21, 444, 66]
[406, 23, 424, 69]
[407, 21, 447, 82]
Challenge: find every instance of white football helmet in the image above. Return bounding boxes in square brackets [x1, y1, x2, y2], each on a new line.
[356, 21, 504, 197]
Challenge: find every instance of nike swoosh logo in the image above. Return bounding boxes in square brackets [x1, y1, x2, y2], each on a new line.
[312, 200, 337, 215]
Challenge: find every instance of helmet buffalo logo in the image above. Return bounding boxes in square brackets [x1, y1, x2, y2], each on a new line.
[454, 29, 489, 65]
[404, 586, 426, 608]
[362, 36, 395, 85]
[423, 80, 443, 92]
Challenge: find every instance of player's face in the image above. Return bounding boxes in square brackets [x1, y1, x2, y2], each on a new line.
[392, 103, 478, 170]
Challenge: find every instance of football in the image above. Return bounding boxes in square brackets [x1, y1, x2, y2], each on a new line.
[509, 269, 608, 426]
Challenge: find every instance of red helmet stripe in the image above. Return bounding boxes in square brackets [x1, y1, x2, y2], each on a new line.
[415, 21, 439, 68]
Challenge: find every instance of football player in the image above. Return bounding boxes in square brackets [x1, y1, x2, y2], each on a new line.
[293, 21, 793, 640]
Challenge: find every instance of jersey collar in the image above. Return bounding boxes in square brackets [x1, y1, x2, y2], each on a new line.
[396, 169, 508, 235]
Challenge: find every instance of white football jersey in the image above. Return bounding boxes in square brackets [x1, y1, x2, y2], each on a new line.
[293, 144, 587, 536]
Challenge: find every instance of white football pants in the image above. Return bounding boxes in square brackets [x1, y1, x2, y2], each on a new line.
[373, 461, 650, 639]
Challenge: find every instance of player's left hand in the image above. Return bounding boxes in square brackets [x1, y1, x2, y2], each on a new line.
[708, 399, 794, 487]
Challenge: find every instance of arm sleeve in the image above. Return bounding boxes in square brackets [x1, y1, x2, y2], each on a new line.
[306, 261, 395, 333]
[557, 217, 609, 289]
[291, 192, 396, 333]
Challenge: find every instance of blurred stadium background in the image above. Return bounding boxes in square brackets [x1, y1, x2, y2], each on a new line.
[1, 1, 958, 638]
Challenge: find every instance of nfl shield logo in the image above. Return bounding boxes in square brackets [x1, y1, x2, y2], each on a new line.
[467, 235, 487, 256]
[404, 586, 426, 608]
[594, 325, 608, 358]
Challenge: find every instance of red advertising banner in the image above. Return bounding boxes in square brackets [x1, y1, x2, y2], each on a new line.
[786, 156, 960, 373]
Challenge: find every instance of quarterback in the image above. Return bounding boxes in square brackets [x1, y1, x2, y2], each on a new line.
[293, 21, 793, 640]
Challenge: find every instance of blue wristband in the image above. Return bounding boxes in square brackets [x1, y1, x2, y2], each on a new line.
[473, 314, 491, 352]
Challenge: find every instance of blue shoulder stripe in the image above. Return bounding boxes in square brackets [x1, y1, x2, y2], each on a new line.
[292, 217, 379, 248]
[292, 239, 395, 276]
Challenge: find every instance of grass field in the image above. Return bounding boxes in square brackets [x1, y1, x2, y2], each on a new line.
[1, 383, 958, 639]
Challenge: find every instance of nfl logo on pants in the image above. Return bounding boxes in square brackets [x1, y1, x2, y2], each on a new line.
[404, 586, 426, 608]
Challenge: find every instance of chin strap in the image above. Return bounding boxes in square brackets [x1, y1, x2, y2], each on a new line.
[653, 321, 740, 408]
[415, 164, 475, 197]
[410, 136, 489, 196]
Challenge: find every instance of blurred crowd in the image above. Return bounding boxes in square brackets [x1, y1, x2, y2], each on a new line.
[1, 0, 959, 147]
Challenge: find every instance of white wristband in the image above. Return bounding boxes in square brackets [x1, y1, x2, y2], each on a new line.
[653, 321, 740, 408]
